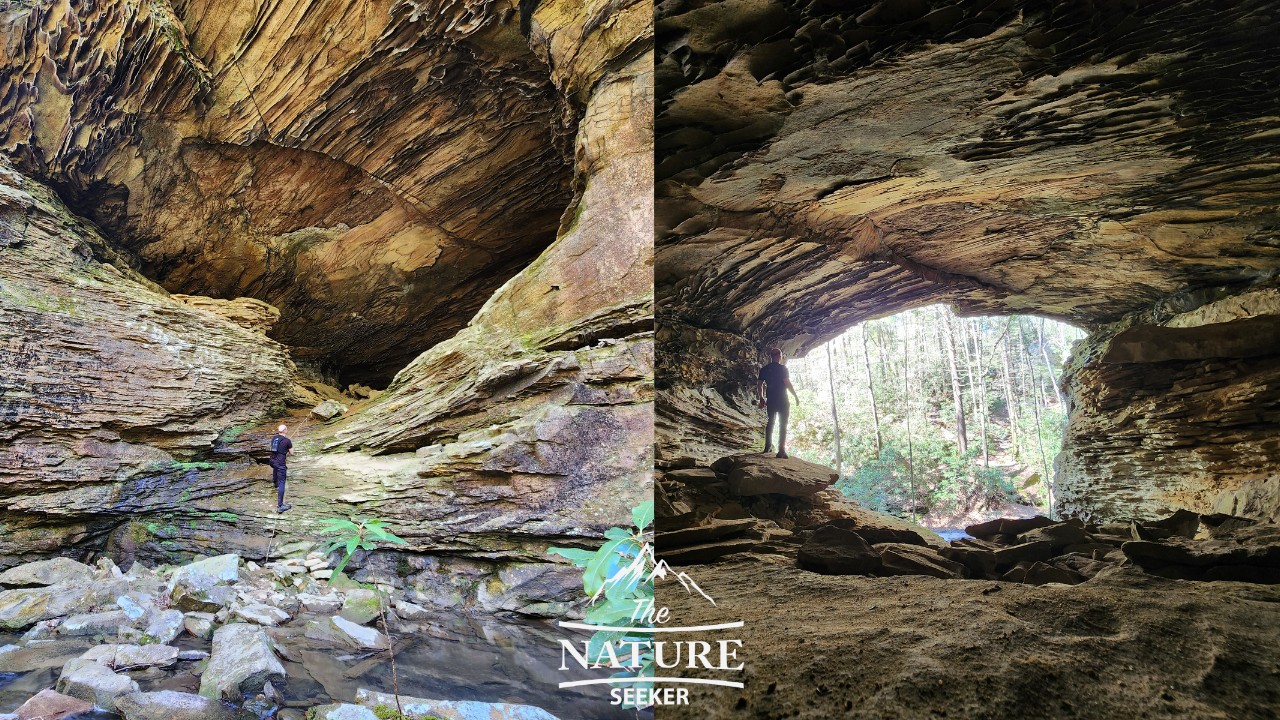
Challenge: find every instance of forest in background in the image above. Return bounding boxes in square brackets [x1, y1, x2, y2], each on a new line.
[786, 305, 1086, 528]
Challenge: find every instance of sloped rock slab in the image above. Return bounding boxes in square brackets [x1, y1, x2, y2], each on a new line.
[115, 690, 254, 720]
[81, 644, 179, 669]
[13, 689, 92, 720]
[966, 515, 1055, 538]
[715, 454, 837, 497]
[659, 538, 760, 565]
[657, 517, 759, 548]
[356, 688, 561, 720]
[875, 543, 966, 579]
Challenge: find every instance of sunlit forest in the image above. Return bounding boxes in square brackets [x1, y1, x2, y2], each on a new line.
[787, 305, 1086, 529]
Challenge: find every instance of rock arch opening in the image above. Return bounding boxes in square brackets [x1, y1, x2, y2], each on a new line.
[656, 0, 1280, 526]
[782, 306, 1085, 531]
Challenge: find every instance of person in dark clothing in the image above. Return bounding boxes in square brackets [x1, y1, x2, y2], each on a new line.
[757, 348, 799, 458]
[268, 424, 293, 513]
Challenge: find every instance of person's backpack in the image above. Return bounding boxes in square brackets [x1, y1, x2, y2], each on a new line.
[270, 435, 284, 454]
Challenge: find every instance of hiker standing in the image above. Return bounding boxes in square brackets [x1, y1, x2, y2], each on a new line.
[269, 424, 293, 513]
[757, 348, 800, 459]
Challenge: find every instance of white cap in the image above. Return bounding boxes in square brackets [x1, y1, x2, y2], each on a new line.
[278, 424, 288, 433]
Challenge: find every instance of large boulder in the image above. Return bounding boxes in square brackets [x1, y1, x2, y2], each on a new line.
[0, 558, 93, 587]
[12, 689, 92, 720]
[311, 399, 349, 421]
[114, 690, 251, 720]
[797, 525, 882, 575]
[56, 658, 139, 711]
[355, 689, 561, 720]
[169, 556, 241, 612]
[715, 454, 838, 497]
[198, 624, 286, 700]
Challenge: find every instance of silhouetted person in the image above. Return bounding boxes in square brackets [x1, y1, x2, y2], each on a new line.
[269, 424, 293, 513]
[757, 348, 799, 459]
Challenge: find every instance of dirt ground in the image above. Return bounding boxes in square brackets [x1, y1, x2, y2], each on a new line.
[653, 558, 1280, 719]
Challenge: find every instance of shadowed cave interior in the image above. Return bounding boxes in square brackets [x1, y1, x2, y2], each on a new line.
[654, 0, 1280, 717]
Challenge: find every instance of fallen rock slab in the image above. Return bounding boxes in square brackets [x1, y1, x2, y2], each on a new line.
[198, 623, 286, 700]
[234, 603, 291, 626]
[715, 454, 837, 497]
[58, 610, 128, 637]
[876, 543, 967, 579]
[81, 644, 179, 669]
[656, 517, 759, 547]
[659, 538, 760, 565]
[330, 615, 390, 650]
[183, 612, 216, 639]
[798, 525, 881, 575]
[0, 558, 93, 587]
[993, 540, 1054, 569]
[355, 688, 561, 720]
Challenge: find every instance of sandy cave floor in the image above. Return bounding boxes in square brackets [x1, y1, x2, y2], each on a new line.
[653, 558, 1280, 720]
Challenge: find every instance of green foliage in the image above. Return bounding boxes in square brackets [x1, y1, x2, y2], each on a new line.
[548, 500, 655, 710]
[318, 517, 408, 578]
[790, 308, 1080, 520]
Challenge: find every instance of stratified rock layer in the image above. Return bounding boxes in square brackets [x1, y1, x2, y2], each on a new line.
[0, 162, 296, 563]
[0, 0, 653, 616]
[655, 0, 1280, 518]
[2, 0, 575, 382]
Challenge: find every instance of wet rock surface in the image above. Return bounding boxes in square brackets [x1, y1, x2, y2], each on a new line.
[0, 554, 618, 718]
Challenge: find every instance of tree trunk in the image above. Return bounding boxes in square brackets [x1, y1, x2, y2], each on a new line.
[965, 318, 990, 468]
[1017, 318, 1054, 516]
[902, 319, 916, 521]
[825, 342, 842, 475]
[1000, 320, 1021, 459]
[941, 308, 968, 454]
[1038, 317, 1065, 408]
[861, 326, 882, 455]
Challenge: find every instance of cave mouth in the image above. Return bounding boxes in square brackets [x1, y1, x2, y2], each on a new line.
[781, 304, 1085, 531]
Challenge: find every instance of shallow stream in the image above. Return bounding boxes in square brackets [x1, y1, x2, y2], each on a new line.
[0, 612, 637, 720]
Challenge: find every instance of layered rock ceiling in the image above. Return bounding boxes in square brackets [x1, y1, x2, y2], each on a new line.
[3, 0, 580, 383]
[0, 0, 652, 614]
[655, 0, 1280, 521]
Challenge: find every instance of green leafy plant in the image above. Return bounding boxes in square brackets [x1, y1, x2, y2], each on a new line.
[318, 517, 407, 576]
[319, 516, 410, 716]
[549, 501, 655, 709]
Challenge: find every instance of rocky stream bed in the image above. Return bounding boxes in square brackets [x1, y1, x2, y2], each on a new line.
[0, 554, 628, 720]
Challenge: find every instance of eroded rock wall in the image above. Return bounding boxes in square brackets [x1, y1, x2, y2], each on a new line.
[655, 1, 1280, 511]
[1057, 283, 1280, 523]
[0, 0, 653, 616]
[1, 0, 574, 383]
[0, 161, 296, 564]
